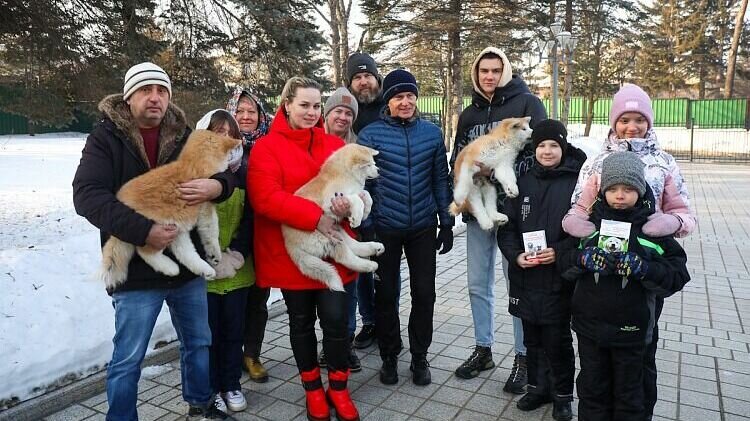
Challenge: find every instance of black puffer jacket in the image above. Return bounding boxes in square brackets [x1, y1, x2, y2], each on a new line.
[557, 190, 691, 347]
[497, 145, 586, 324]
[352, 95, 385, 135]
[72, 94, 234, 294]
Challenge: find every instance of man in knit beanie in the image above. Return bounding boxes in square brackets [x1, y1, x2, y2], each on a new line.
[346, 52, 384, 135]
[73, 62, 234, 420]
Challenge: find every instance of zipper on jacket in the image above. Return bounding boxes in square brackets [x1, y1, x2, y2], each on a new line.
[403, 122, 413, 228]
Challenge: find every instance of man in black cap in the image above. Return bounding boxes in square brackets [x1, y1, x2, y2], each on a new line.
[346, 52, 385, 134]
[345, 52, 386, 352]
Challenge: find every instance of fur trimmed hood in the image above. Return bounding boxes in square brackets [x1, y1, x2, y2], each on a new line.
[471, 47, 513, 102]
[98, 94, 189, 168]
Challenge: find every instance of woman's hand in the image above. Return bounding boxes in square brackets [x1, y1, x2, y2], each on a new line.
[474, 161, 493, 179]
[330, 193, 351, 218]
[317, 215, 342, 241]
[178, 179, 222, 205]
[516, 252, 540, 268]
[535, 248, 556, 265]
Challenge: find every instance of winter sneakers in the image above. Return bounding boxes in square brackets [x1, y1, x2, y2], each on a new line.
[410, 354, 431, 386]
[503, 353, 528, 394]
[300, 367, 330, 421]
[455, 346, 495, 379]
[516, 392, 552, 411]
[186, 396, 231, 420]
[353, 324, 376, 349]
[222, 390, 247, 412]
[552, 399, 574, 421]
[379, 355, 398, 385]
[213, 394, 227, 414]
[326, 369, 360, 421]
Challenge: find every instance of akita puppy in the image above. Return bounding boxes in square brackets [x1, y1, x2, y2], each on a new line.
[283, 144, 385, 291]
[99, 129, 241, 289]
[450, 116, 533, 230]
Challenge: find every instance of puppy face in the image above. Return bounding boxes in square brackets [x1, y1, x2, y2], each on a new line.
[503, 116, 532, 146]
[349, 145, 379, 179]
[183, 129, 242, 173]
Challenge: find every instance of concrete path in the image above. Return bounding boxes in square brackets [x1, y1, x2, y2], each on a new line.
[39, 162, 750, 421]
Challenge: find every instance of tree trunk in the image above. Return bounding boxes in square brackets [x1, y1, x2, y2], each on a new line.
[328, 0, 343, 86]
[337, 0, 351, 85]
[443, 62, 452, 148]
[448, 0, 462, 148]
[584, 95, 595, 136]
[725, 0, 748, 98]
[561, 0, 574, 125]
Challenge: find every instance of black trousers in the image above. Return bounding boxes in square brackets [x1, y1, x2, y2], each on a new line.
[577, 334, 646, 421]
[375, 226, 437, 357]
[243, 284, 270, 358]
[644, 297, 664, 421]
[208, 288, 249, 393]
[282, 288, 349, 372]
[522, 320, 575, 400]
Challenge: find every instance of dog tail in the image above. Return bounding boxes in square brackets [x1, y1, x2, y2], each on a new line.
[449, 201, 462, 216]
[97, 237, 134, 290]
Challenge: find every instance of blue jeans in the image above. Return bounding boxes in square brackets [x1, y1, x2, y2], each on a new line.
[467, 221, 525, 354]
[106, 278, 212, 421]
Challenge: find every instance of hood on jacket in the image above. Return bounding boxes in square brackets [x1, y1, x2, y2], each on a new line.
[98, 93, 188, 168]
[471, 47, 513, 102]
[604, 128, 660, 157]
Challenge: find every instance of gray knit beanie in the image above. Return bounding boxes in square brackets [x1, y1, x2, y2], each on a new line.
[324, 87, 359, 119]
[600, 152, 647, 197]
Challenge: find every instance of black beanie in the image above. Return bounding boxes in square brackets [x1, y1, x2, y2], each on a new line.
[346, 53, 379, 85]
[531, 119, 568, 150]
[382, 69, 419, 103]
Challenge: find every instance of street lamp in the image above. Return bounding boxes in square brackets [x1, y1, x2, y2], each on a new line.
[537, 22, 578, 120]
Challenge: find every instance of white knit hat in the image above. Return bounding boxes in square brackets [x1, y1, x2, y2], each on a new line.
[123, 62, 172, 100]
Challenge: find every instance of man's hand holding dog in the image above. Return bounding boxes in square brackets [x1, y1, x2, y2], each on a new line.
[178, 178, 222, 205]
[146, 223, 178, 249]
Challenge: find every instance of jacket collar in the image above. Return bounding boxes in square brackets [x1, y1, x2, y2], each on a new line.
[591, 186, 656, 227]
[269, 104, 326, 146]
[98, 94, 188, 168]
[604, 128, 660, 157]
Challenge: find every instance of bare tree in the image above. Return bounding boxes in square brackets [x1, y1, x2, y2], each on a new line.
[725, 0, 748, 98]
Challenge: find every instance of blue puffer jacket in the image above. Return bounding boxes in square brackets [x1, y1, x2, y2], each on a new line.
[358, 112, 454, 231]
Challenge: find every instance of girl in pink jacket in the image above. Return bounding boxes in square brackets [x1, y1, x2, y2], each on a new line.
[562, 83, 695, 421]
[562, 83, 696, 239]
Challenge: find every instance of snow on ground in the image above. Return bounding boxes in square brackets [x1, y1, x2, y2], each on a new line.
[0, 133, 284, 406]
[0, 133, 177, 405]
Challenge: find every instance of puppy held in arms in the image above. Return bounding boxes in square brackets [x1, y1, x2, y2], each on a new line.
[282, 144, 385, 291]
[98, 130, 242, 289]
[450, 117, 532, 230]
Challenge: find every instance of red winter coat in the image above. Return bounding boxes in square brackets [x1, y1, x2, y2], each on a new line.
[247, 106, 357, 290]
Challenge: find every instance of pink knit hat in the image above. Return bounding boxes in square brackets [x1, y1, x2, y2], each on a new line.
[609, 84, 654, 129]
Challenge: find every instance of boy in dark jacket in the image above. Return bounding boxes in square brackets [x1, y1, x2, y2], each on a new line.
[497, 120, 584, 421]
[558, 152, 690, 421]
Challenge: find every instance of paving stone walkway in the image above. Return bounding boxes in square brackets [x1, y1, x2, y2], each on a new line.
[42, 162, 750, 421]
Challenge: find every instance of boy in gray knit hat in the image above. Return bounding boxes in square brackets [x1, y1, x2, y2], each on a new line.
[557, 150, 690, 421]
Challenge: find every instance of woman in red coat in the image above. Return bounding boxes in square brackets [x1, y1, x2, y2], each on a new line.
[247, 77, 359, 421]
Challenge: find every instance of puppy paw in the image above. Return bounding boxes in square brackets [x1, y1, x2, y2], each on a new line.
[204, 243, 221, 266]
[364, 261, 378, 272]
[478, 219, 495, 231]
[328, 279, 345, 292]
[504, 185, 519, 198]
[491, 213, 509, 225]
[348, 216, 361, 229]
[160, 261, 180, 277]
[372, 242, 385, 256]
[201, 266, 217, 281]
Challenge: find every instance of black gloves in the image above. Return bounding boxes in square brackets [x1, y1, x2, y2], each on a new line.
[435, 226, 454, 255]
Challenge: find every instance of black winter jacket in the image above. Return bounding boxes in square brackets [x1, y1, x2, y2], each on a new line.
[352, 95, 386, 135]
[557, 190, 690, 347]
[497, 146, 586, 325]
[72, 94, 234, 294]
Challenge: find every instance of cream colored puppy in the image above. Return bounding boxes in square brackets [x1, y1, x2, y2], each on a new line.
[283, 144, 384, 291]
[98, 130, 241, 289]
[450, 117, 532, 230]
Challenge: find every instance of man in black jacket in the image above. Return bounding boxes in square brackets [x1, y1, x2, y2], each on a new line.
[72, 62, 233, 421]
[450, 47, 547, 392]
[345, 52, 385, 351]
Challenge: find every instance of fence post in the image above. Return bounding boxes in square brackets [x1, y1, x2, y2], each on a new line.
[689, 116, 695, 162]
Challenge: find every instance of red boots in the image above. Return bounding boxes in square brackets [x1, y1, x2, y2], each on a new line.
[300, 367, 330, 421]
[326, 369, 360, 421]
[300, 367, 360, 421]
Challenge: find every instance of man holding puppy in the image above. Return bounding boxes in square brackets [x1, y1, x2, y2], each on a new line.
[73, 62, 234, 420]
[449, 47, 546, 392]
